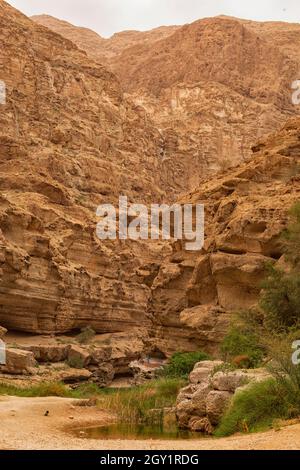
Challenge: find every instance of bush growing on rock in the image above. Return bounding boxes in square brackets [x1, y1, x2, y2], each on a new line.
[220, 324, 265, 368]
[160, 351, 210, 378]
[76, 326, 96, 344]
[215, 377, 300, 437]
[259, 202, 300, 332]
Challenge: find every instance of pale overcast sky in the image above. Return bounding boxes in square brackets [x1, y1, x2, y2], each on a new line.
[6, 0, 300, 37]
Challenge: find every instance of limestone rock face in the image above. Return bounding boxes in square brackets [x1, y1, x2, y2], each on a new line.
[0, 1, 169, 338]
[1, 2, 300, 359]
[212, 369, 270, 392]
[1, 348, 37, 375]
[32, 15, 300, 197]
[149, 118, 300, 355]
[24, 345, 70, 363]
[175, 361, 271, 433]
[68, 345, 91, 367]
[206, 391, 232, 425]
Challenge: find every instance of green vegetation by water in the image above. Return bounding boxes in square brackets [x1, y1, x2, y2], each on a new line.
[159, 351, 210, 378]
[215, 378, 300, 437]
[0, 378, 186, 425]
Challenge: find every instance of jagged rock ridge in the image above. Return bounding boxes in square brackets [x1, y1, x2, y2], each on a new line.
[33, 14, 300, 194]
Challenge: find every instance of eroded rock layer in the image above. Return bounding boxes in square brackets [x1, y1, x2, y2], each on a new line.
[1, 2, 300, 359]
[148, 117, 300, 355]
[0, 0, 169, 337]
[33, 14, 300, 194]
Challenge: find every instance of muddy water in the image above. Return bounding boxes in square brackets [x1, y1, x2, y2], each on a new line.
[74, 423, 204, 440]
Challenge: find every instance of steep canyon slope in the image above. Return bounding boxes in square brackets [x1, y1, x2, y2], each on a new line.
[0, 0, 169, 340]
[1, 1, 300, 359]
[33, 14, 300, 194]
[149, 117, 300, 354]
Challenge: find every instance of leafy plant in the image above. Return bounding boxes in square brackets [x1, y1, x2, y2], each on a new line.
[76, 326, 96, 344]
[260, 264, 300, 332]
[215, 377, 300, 437]
[159, 351, 210, 378]
[220, 308, 265, 368]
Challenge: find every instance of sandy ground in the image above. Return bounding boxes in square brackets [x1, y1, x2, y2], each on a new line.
[0, 396, 300, 450]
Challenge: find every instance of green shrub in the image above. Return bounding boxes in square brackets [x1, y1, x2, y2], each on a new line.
[282, 201, 300, 268]
[160, 351, 210, 378]
[260, 265, 300, 332]
[258, 202, 300, 332]
[76, 326, 96, 344]
[215, 378, 300, 437]
[220, 325, 264, 368]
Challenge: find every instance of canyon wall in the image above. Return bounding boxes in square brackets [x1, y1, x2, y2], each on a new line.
[148, 117, 300, 354]
[0, 2, 300, 357]
[34, 14, 300, 194]
[0, 0, 168, 340]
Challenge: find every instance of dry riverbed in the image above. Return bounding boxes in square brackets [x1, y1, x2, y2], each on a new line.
[0, 396, 300, 450]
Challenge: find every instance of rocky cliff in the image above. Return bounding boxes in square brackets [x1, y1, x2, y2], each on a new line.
[148, 117, 300, 355]
[33, 14, 300, 194]
[32, 15, 180, 68]
[0, 0, 169, 339]
[1, 1, 300, 360]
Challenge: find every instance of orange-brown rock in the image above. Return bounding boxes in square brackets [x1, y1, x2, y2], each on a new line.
[32, 15, 179, 67]
[0, 0, 169, 338]
[1, 1, 300, 360]
[34, 14, 300, 195]
[148, 117, 300, 355]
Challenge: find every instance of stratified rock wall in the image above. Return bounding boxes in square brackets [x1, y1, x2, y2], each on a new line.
[148, 118, 300, 355]
[33, 14, 300, 198]
[0, 0, 168, 337]
[1, 2, 300, 358]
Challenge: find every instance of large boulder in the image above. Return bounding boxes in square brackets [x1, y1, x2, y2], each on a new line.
[189, 417, 214, 434]
[90, 346, 112, 365]
[211, 370, 251, 392]
[1, 348, 37, 375]
[176, 360, 271, 434]
[59, 368, 92, 384]
[189, 360, 223, 384]
[189, 382, 211, 416]
[90, 363, 115, 387]
[25, 344, 70, 363]
[67, 345, 91, 367]
[176, 400, 198, 429]
[206, 390, 232, 425]
[211, 369, 271, 392]
[176, 362, 220, 429]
